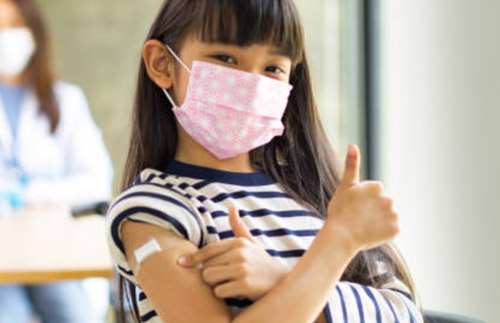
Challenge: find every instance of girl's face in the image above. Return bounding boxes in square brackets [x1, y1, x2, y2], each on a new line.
[0, 0, 26, 30]
[143, 34, 293, 107]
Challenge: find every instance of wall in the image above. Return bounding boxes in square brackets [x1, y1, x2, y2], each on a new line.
[42, 0, 163, 193]
[379, 0, 500, 321]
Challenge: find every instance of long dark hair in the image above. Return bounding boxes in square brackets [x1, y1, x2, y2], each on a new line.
[11, 0, 59, 132]
[119, 0, 419, 321]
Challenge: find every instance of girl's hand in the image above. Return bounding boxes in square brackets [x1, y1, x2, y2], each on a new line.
[326, 144, 400, 251]
[177, 205, 289, 301]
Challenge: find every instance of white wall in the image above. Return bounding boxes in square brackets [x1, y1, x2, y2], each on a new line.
[295, 0, 343, 151]
[379, 0, 500, 321]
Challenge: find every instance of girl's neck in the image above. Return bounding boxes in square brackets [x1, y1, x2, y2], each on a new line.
[174, 126, 257, 173]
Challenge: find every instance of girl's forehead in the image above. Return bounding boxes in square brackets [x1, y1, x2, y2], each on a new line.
[172, 0, 304, 64]
[184, 34, 289, 58]
[201, 41, 280, 52]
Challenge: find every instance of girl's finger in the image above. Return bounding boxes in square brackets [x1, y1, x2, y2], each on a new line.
[203, 248, 245, 268]
[201, 264, 243, 287]
[213, 280, 245, 299]
[177, 239, 233, 267]
[341, 143, 361, 187]
[177, 237, 248, 267]
[228, 205, 255, 242]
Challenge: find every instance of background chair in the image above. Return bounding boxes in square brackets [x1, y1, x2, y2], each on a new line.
[424, 310, 485, 323]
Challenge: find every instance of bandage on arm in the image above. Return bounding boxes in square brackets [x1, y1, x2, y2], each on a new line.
[120, 220, 231, 322]
[133, 238, 162, 273]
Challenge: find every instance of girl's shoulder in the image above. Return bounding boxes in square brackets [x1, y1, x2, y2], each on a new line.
[105, 168, 206, 283]
[106, 167, 207, 252]
[110, 168, 192, 210]
[132, 168, 167, 185]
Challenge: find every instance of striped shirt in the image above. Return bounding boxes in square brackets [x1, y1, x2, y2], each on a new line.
[106, 160, 423, 323]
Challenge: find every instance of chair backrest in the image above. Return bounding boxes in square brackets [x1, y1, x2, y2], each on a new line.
[424, 310, 485, 323]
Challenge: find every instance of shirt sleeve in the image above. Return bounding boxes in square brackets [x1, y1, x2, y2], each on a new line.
[106, 170, 206, 284]
[323, 260, 423, 323]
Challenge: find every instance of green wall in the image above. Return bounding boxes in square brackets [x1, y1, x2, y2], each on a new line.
[42, 0, 163, 193]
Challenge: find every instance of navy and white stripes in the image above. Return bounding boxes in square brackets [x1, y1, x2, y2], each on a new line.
[106, 161, 422, 322]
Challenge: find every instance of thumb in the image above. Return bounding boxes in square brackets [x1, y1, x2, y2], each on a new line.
[228, 205, 254, 242]
[341, 143, 361, 187]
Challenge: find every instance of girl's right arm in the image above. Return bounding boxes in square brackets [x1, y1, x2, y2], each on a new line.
[121, 144, 400, 322]
[121, 220, 232, 323]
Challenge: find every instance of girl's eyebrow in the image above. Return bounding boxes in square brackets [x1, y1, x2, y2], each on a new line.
[203, 43, 238, 49]
[269, 51, 290, 58]
[203, 43, 291, 60]
[266, 47, 292, 58]
[269, 50, 293, 61]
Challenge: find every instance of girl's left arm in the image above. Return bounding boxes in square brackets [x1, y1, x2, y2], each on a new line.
[187, 242, 422, 322]
[181, 206, 422, 322]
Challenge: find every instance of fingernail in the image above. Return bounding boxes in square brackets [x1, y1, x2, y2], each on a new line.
[347, 144, 355, 157]
[177, 255, 189, 266]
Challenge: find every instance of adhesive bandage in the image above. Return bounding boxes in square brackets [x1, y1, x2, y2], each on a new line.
[134, 238, 162, 273]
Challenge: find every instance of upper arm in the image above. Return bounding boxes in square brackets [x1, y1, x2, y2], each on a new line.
[121, 220, 231, 323]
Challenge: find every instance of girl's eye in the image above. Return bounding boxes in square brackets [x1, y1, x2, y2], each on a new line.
[265, 65, 285, 74]
[214, 55, 236, 64]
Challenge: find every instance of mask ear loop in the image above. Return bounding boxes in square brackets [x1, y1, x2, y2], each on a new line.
[162, 88, 178, 108]
[165, 44, 192, 74]
[161, 44, 192, 108]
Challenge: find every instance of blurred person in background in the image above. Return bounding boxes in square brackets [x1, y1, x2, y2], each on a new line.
[0, 0, 113, 322]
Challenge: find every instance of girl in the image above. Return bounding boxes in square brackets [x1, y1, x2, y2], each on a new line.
[106, 0, 423, 322]
[0, 0, 113, 322]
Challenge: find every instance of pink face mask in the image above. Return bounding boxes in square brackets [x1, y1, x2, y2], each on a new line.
[162, 45, 293, 160]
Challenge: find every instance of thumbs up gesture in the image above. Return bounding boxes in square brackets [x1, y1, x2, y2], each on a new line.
[177, 205, 289, 300]
[326, 144, 399, 251]
[227, 205, 255, 243]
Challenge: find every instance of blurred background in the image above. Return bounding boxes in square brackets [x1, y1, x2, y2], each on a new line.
[7, 0, 499, 321]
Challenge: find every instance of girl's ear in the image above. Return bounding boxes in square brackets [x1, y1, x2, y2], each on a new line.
[142, 39, 175, 89]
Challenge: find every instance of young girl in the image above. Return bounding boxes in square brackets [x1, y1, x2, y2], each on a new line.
[106, 0, 423, 322]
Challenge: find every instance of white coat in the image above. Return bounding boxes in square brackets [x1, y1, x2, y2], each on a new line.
[0, 81, 114, 322]
[0, 81, 113, 205]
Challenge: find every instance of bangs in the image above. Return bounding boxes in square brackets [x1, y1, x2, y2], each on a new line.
[190, 0, 304, 65]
